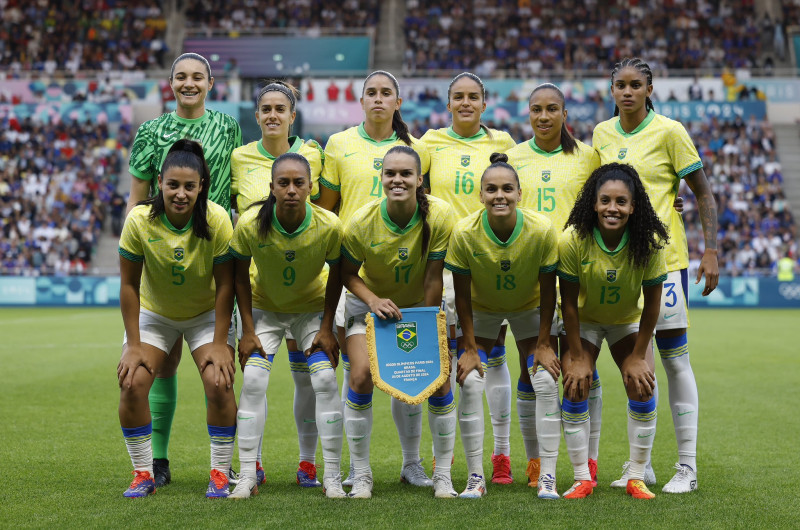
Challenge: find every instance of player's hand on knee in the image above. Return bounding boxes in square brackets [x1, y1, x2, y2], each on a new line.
[201, 342, 236, 389]
[456, 348, 484, 386]
[563, 364, 592, 402]
[307, 328, 340, 368]
[621, 356, 655, 400]
[117, 344, 153, 389]
[533, 344, 561, 381]
[237, 332, 263, 370]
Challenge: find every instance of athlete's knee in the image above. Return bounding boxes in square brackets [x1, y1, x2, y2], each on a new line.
[532, 369, 558, 397]
[312, 368, 338, 396]
[462, 369, 485, 396]
[348, 368, 373, 393]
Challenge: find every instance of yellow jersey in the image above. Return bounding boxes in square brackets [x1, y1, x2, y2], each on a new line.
[229, 202, 342, 314]
[592, 111, 702, 271]
[320, 123, 430, 224]
[445, 208, 558, 312]
[118, 202, 233, 320]
[342, 196, 453, 307]
[557, 227, 667, 325]
[505, 138, 599, 233]
[230, 136, 323, 212]
[422, 127, 516, 220]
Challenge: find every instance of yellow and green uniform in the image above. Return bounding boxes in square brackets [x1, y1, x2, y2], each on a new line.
[505, 138, 599, 233]
[342, 196, 453, 307]
[229, 202, 342, 313]
[557, 227, 668, 325]
[320, 123, 430, 224]
[445, 208, 558, 312]
[230, 136, 324, 212]
[422, 127, 516, 220]
[118, 202, 234, 320]
[128, 109, 242, 212]
[592, 110, 702, 271]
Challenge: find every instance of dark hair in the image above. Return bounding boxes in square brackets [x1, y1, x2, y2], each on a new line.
[529, 83, 578, 155]
[170, 53, 211, 81]
[611, 57, 655, 117]
[253, 152, 312, 239]
[255, 80, 299, 112]
[383, 145, 429, 258]
[363, 70, 412, 146]
[482, 153, 520, 187]
[139, 139, 212, 240]
[565, 162, 668, 269]
[447, 71, 492, 138]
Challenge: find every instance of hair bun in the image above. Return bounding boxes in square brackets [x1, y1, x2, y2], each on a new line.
[489, 152, 508, 164]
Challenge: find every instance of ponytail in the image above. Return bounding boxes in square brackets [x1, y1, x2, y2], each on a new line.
[416, 187, 431, 259]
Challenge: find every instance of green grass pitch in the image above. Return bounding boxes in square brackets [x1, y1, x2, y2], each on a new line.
[1, 307, 797, 528]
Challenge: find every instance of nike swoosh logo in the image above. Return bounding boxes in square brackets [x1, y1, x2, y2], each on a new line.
[370, 241, 385, 248]
[637, 432, 655, 438]
[519, 414, 534, 418]
[303, 419, 316, 423]
[148, 237, 162, 243]
[163, 132, 177, 139]
[344, 152, 358, 157]
[409, 411, 422, 417]
[237, 415, 254, 420]
[472, 251, 487, 257]
[326, 418, 342, 424]
[438, 430, 455, 436]
[664, 313, 679, 319]
[600, 143, 611, 150]
[589, 396, 599, 400]
[500, 413, 510, 418]
[515, 164, 530, 171]
[461, 411, 476, 416]
[581, 260, 594, 266]
[352, 435, 366, 441]
[258, 243, 274, 248]
[565, 430, 580, 435]
[545, 412, 559, 416]
[247, 167, 258, 174]
[677, 410, 694, 416]
[435, 146, 449, 152]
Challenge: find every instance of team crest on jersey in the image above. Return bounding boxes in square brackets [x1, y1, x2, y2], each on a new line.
[500, 260, 511, 272]
[606, 269, 617, 282]
[398, 248, 409, 261]
[541, 170, 551, 182]
[461, 155, 470, 167]
[618, 148, 628, 160]
[396, 322, 418, 352]
[285, 250, 295, 262]
[174, 247, 184, 261]
[373, 158, 383, 171]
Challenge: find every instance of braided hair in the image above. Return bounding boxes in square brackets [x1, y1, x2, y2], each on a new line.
[565, 163, 668, 269]
[611, 57, 655, 117]
[253, 152, 312, 239]
[383, 145, 430, 258]
[140, 139, 212, 240]
[529, 83, 578, 155]
[447, 72, 493, 138]
[362, 70, 412, 146]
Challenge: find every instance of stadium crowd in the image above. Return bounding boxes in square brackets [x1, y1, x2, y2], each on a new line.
[0, 116, 130, 275]
[403, 0, 766, 75]
[0, 1, 167, 74]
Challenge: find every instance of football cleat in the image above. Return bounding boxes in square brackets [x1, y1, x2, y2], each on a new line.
[563, 480, 593, 499]
[662, 463, 697, 493]
[610, 460, 656, 487]
[206, 468, 230, 498]
[347, 473, 373, 499]
[152, 458, 171, 488]
[537, 473, 559, 499]
[256, 461, 266, 486]
[123, 470, 155, 498]
[627, 479, 655, 499]
[526, 458, 541, 488]
[588, 458, 598, 487]
[322, 474, 347, 499]
[459, 473, 487, 498]
[342, 461, 355, 487]
[433, 474, 458, 498]
[400, 459, 433, 487]
[491, 453, 512, 485]
[228, 476, 259, 499]
[297, 460, 322, 487]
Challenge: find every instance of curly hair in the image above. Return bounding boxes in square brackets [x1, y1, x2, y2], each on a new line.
[565, 162, 668, 269]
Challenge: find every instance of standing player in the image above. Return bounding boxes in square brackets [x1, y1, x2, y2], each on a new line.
[340, 146, 456, 499]
[422, 72, 517, 484]
[315, 71, 432, 487]
[445, 154, 558, 499]
[505, 83, 601, 488]
[231, 81, 325, 488]
[558, 162, 668, 500]
[126, 52, 242, 488]
[227, 153, 345, 499]
[593, 58, 718, 493]
[117, 140, 236, 498]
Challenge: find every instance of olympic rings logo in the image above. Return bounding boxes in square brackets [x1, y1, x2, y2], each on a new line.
[778, 283, 800, 300]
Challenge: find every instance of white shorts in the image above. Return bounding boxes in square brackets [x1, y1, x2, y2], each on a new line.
[335, 288, 347, 329]
[251, 309, 325, 354]
[579, 321, 639, 349]
[237, 309, 296, 342]
[460, 308, 558, 341]
[123, 309, 235, 353]
[655, 269, 690, 331]
[344, 292, 424, 338]
[442, 269, 457, 326]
